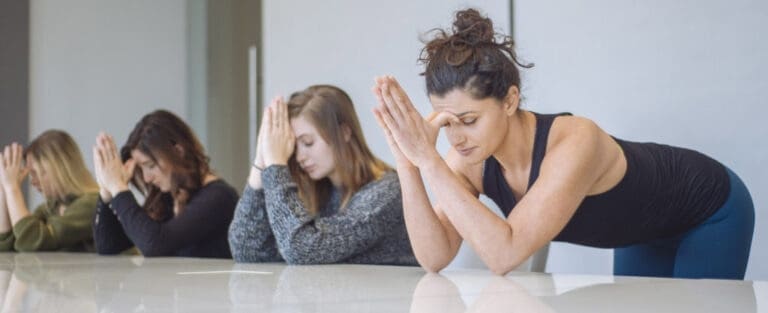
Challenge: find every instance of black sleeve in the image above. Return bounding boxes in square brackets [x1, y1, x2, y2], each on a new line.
[93, 196, 134, 254]
[110, 185, 236, 256]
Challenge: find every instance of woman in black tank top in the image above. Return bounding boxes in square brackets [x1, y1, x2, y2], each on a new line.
[371, 9, 754, 279]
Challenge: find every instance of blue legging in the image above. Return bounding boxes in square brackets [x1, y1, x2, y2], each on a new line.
[614, 167, 755, 279]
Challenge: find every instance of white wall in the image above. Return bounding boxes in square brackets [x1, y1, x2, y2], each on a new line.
[263, 0, 512, 270]
[262, 1, 509, 166]
[30, 0, 188, 196]
[515, 0, 768, 280]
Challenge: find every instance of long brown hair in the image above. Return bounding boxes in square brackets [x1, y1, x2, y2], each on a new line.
[420, 8, 533, 100]
[286, 85, 391, 215]
[121, 110, 211, 221]
[24, 130, 99, 202]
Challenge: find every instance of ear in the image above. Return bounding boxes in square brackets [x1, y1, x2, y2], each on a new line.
[503, 85, 521, 116]
[341, 124, 352, 143]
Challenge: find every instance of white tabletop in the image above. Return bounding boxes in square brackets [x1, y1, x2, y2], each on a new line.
[0, 252, 763, 312]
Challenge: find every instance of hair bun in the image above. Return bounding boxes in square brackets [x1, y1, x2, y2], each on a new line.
[451, 9, 495, 46]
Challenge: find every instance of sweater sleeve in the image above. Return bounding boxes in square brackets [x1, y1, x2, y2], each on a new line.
[93, 195, 134, 254]
[0, 230, 13, 251]
[262, 165, 403, 264]
[111, 185, 235, 257]
[228, 185, 283, 263]
[12, 193, 98, 252]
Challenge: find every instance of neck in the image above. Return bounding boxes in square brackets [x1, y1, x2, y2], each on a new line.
[328, 169, 343, 189]
[203, 173, 218, 185]
[493, 110, 537, 173]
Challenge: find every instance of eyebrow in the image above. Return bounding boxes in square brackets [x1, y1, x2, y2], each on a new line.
[456, 111, 477, 118]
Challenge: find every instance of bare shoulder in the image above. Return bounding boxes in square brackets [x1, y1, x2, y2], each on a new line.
[544, 115, 626, 195]
[548, 115, 603, 145]
[444, 148, 482, 197]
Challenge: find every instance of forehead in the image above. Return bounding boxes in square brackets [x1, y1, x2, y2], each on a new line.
[429, 89, 501, 114]
[130, 149, 153, 162]
[25, 155, 40, 169]
[289, 115, 320, 137]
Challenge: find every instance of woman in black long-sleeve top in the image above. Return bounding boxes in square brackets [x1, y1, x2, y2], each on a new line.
[92, 110, 238, 258]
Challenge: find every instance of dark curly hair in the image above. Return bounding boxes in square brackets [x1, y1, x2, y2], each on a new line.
[121, 110, 211, 221]
[420, 8, 533, 100]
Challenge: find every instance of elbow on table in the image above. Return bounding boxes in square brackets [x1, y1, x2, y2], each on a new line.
[136, 241, 174, 257]
[231, 249, 257, 263]
[487, 256, 527, 276]
[416, 256, 452, 273]
[95, 245, 122, 255]
[281, 250, 319, 265]
[489, 263, 516, 276]
[280, 244, 340, 265]
[14, 244, 43, 253]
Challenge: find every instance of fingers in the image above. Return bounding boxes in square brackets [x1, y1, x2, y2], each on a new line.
[3, 145, 10, 168]
[92, 145, 102, 173]
[277, 96, 287, 131]
[11, 143, 22, 167]
[96, 133, 110, 162]
[124, 159, 137, 178]
[273, 97, 282, 130]
[378, 77, 407, 121]
[385, 75, 413, 113]
[0, 143, 24, 169]
[372, 108, 387, 132]
[373, 108, 396, 142]
[428, 111, 460, 128]
[374, 103, 400, 136]
[107, 135, 119, 161]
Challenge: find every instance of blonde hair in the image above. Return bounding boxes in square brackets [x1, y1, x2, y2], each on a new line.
[24, 130, 98, 202]
[287, 85, 392, 215]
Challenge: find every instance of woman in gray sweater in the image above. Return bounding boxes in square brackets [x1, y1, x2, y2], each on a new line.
[228, 85, 417, 265]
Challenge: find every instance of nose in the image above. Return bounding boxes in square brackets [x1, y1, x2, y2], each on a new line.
[445, 127, 466, 147]
[295, 146, 308, 164]
[142, 169, 153, 184]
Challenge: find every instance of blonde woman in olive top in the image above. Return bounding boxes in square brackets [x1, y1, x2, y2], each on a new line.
[0, 130, 99, 252]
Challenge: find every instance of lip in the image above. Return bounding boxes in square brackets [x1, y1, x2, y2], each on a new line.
[303, 165, 316, 173]
[457, 147, 476, 156]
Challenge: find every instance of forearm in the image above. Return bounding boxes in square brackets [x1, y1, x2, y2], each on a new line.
[420, 159, 524, 274]
[398, 165, 459, 271]
[246, 166, 263, 190]
[9, 216, 57, 251]
[263, 166, 389, 264]
[94, 198, 133, 254]
[229, 186, 282, 263]
[263, 184, 328, 264]
[0, 195, 10, 234]
[111, 191, 173, 256]
[3, 185, 29, 225]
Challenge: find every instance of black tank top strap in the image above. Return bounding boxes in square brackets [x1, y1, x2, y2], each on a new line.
[528, 112, 572, 187]
[482, 112, 571, 217]
[482, 156, 516, 217]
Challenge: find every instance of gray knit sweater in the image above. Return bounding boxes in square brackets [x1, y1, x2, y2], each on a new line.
[228, 165, 417, 265]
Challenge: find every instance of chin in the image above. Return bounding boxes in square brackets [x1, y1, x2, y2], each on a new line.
[306, 170, 331, 182]
[462, 153, 488, 165]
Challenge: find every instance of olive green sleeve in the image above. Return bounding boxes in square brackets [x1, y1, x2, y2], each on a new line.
[0, 230, 14, 251]
[0, 205, 48, 251]
[12, 193, 98, 252]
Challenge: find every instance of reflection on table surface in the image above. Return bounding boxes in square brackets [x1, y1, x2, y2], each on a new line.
[0, 253, 762, 312]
